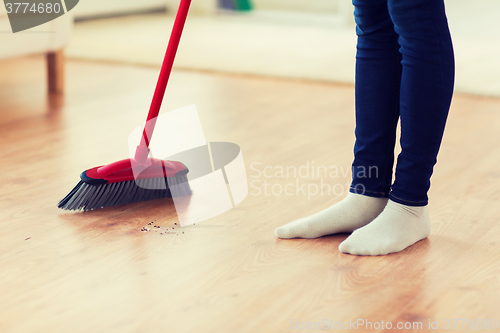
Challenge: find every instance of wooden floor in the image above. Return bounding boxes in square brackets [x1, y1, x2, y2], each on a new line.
[1, 55, 500, 333]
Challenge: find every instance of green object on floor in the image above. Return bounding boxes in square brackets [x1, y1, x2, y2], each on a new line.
[234, 0, 252, 11]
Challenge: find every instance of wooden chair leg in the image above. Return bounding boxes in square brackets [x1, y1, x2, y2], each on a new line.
[47, 49, 65, 94]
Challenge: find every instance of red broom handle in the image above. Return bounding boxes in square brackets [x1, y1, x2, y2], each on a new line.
[135, 0, 192, 163]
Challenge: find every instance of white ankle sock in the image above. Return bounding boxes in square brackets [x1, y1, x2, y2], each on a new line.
[275, 193, 388, 239]
[338, 199, 431, 256]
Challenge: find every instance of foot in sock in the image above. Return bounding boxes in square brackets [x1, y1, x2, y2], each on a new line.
[338, 199, 431, 256]
[275, 193, 388, 239]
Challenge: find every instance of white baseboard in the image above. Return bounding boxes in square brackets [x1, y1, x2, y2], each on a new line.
[252, 0, 339, 13]
[165, 0, 347, 16]
[74, 0, 167, 19]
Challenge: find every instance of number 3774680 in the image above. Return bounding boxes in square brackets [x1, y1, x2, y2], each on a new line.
[5, 2, 62, 14]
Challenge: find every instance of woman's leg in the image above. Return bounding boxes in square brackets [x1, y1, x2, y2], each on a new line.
[340, 0, 455, 255]
[350, 0, 401, 198]
[275, 0, 397, 239]
[388, 0, 455, 206]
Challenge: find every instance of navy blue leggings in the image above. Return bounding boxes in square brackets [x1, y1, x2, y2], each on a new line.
[349, 0, 455, 206]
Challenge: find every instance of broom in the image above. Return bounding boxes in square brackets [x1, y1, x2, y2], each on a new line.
[58, 0, 193, 211]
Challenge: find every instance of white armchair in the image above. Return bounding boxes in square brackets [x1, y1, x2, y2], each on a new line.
[0, 6, 73, 94]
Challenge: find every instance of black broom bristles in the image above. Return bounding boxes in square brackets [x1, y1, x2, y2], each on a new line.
[58, 174, 191, 211]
